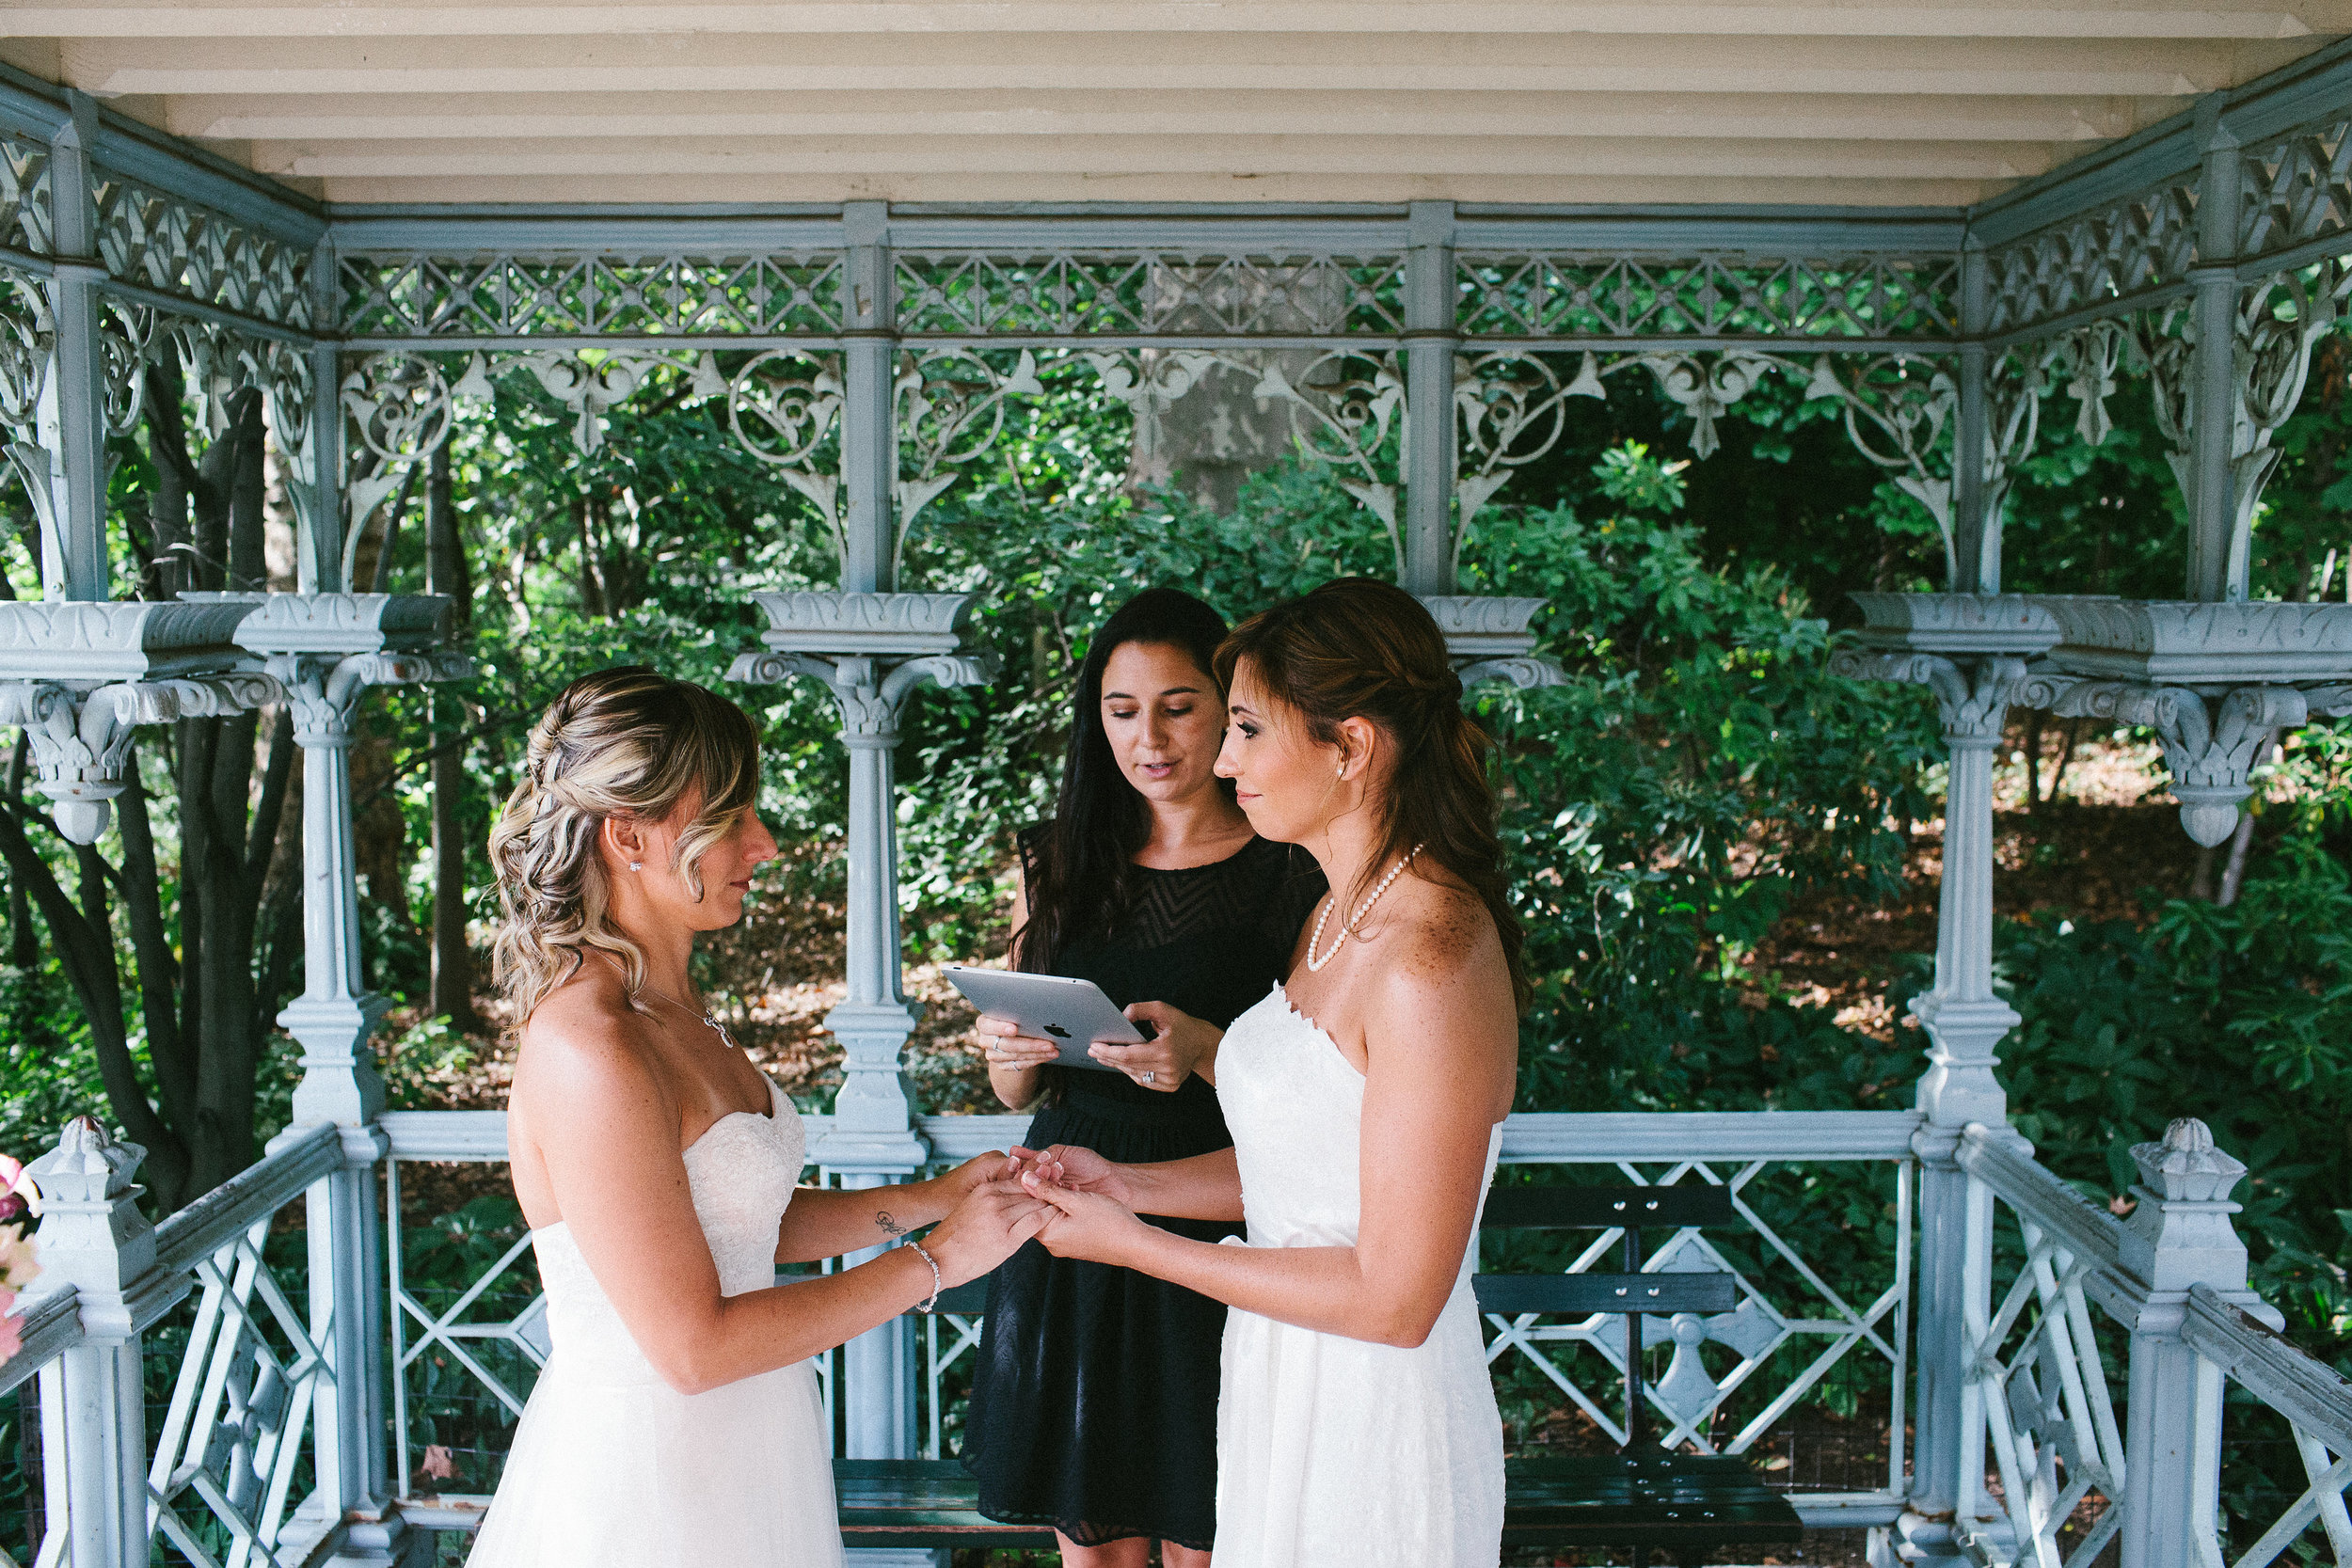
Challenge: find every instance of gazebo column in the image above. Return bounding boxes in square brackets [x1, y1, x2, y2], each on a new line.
[2186, 104, 2248, 606]
[1950, 242, 1997, 596]
[731, 598, 995, 1476]
[35, 92, 106, 602]
[1402, 199, 1457, 597]
[236, 594, 463, 1566]
[732, 204, 1000, 1494]
[1836, 594, 2057, 1567]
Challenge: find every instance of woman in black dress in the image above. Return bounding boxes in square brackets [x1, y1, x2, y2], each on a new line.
[963, 588, 1324, 1568]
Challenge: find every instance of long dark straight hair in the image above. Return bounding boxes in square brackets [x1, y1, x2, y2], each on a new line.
[1014, 588, 1234, 971]
[1215, 578, 1530, 1010]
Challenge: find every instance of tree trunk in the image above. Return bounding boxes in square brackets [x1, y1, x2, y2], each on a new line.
[426, 446, 476, 1029]
[5, 735, 33, 970]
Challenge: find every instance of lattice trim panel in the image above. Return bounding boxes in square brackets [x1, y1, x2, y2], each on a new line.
[147, 1215, 331, 1568]
[1985, 178, 2201, 338]
[1479, 1159, 1911, 1485]
[342, 253, 846, 340]
[0, 132, 48, 261]
[93, 176, 311, 332]
[2239, 115, 2352, 269]
[893, 250, 1407, 340]
[1457, 254, 1960, 342]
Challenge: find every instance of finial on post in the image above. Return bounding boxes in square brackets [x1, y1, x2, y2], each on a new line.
[2121, 1117, 2250, 1292]
[23, 1116, 157, 1331]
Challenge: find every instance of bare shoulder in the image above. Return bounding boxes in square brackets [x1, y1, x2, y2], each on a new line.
[512, 965, 671, 1127]
[1375, 870, 1502, 996]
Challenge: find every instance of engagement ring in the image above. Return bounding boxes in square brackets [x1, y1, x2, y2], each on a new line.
[1140, 1070, 1155, 1084]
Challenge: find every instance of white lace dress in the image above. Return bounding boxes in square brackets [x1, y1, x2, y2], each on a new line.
[468, 1078, 841, 1568]
[1213, 985, 1506, 1568]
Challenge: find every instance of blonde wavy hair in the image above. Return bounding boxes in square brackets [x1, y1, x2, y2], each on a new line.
[489, 666, 761, 1028]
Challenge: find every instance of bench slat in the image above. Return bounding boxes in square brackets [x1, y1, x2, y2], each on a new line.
[834, 1454, 1804, 1550]
[1482, 1185, 1738, 1231]
[1474, 1271, 1739, 1316]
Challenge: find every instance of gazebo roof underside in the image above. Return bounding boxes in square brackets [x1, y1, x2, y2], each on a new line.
[1, 0, 2348, 210]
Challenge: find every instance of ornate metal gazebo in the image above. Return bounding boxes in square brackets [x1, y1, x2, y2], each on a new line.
[0, 9, 2350, 1568]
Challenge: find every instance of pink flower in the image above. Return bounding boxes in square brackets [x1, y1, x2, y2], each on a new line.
[0, 1284, 18, 1363]
[0, 1156, 40, 1220]
[0, 1227, 37, 1292]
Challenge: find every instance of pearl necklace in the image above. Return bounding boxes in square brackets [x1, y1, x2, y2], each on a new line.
[1303, 844, 1424, 973]
[644, 984, 738, 1052]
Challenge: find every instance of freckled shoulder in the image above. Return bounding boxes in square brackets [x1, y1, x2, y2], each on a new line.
[1381, 877, 1500, 991]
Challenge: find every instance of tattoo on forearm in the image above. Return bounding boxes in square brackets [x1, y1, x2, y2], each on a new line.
[875, 1209, 907, 1239]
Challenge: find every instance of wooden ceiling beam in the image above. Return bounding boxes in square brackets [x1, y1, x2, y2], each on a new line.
[162, 89, 2152, 147]
[312, 170, 1994, 207]
[8, 1, 2347, 39]
[251, 132, 2060, 182]
[53, 33, 2275, 99]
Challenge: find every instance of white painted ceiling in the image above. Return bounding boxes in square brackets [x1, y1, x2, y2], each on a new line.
[1, 1, 2345, 208]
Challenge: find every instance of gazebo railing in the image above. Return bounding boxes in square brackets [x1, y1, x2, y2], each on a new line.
[1951, 1119, 2352, 1568]
[0, 1104, 2346, 1568]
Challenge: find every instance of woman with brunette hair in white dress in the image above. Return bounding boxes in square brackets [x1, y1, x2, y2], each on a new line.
[468, 667, 1047, 1568]
[1017, 579, 1527, 1568]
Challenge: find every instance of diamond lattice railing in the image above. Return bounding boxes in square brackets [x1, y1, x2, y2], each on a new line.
[146, 1213, 331, 1568]
[1983, 180, 2201, 338]
[1964, 1203, 2130, 1568]
[1475, 1158, 1911, 1489]
[2239, 117, 2352, 268]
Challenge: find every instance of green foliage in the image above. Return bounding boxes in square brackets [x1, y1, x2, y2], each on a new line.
[1462, 445, 1942, 1114]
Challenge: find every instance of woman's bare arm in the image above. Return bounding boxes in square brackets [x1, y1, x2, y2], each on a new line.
[1026, 905, 1515, 1347]
[774, 1161, 999, 1265]
[523, 1011, 1042, 1395]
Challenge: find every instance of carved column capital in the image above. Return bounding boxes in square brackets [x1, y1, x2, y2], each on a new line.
[0, 671, 281, 843]
[2023, 674, 2306, 847]
[1829, 648, 2026, 743]
[727, 648, 999, 741]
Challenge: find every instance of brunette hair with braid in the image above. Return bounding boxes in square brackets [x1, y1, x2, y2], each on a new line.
[489, 667, 761, 1028]
[1215, 578, 1529, 1010]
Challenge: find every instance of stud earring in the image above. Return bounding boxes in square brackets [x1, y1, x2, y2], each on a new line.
[628, 861, 644, 872]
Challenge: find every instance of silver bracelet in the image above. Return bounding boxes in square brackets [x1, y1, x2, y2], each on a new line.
[905, 1239, 942, 1314]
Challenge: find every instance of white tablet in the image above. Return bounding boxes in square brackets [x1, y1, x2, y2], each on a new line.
[942, 965, 1152, 1072]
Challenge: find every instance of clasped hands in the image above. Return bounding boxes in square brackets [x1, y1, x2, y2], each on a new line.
[910, 1145, 1141, 1284]
[993, 1144, 1150, 1266]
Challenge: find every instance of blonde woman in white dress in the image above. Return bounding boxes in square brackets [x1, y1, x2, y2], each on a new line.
[1016, 580, 1525, 1568]
[469, 668, 1047, 1568]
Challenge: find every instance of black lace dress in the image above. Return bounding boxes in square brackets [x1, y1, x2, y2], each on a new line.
[961, 830, 1326, 1549]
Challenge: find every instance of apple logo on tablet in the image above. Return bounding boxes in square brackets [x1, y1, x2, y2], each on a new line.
[1042, 1024, 1072, 1038]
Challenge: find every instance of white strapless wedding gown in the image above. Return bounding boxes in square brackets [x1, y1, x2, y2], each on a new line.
[1213, 985, 1506, 1568]
[469, 1078, 842, 1568]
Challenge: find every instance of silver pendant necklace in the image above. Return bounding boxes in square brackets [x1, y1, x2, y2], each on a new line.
[1303, 844, 1424, 973]
[644, 983, 738, 1051]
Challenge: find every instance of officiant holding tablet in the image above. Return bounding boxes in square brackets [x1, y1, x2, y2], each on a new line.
[962, 587, 1325, 1568]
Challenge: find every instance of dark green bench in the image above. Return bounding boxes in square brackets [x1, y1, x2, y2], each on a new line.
[838, 1186, 1803, 1562]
